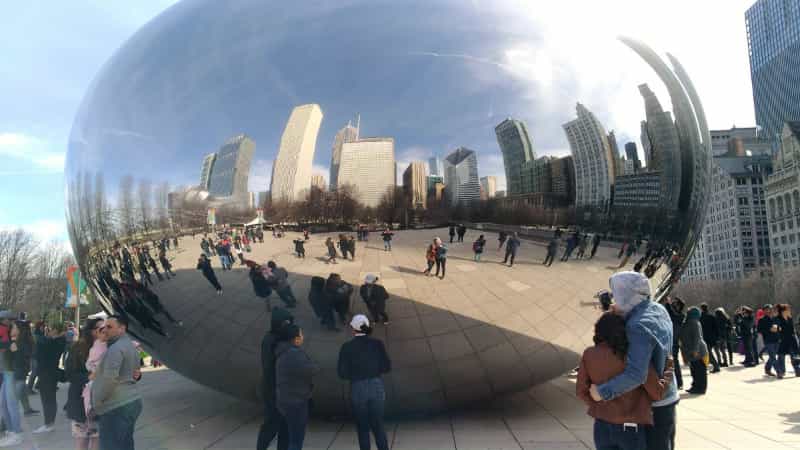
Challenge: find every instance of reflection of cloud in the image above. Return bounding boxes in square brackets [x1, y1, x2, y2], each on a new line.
[0, 133, 65, 171]
[248, 159, 273, 193]
[409, 51, 508, 70]
[396, 146, 433, 182]
[312, 164, 328, 176]
[99, 128, 152, 140]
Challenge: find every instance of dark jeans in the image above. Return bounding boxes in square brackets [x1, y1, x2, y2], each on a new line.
[688, 359, 707, 393]
[593, 419, 646, 450]
[645, 402, 677, 450]
[38, 376, 58, 426]
[435, 258, 446, 277]
[708, 346, 720, 371]
[764, 342, 779, 373]
[278, 400, 309, 450]
[366, 301, 389, 324]
[98, 399, 143, 450]
[277, 287, 297, 306]
[503, 249, 516, 265]
[743, 335, 755, 364]
[257, 401, 288, 450]
[543, 252, 555, 266]
[671, 344, 682, 388]
[351, 378, 389, 450]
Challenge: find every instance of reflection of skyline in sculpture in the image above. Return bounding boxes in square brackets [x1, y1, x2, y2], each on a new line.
[199, 153, 216, 190]
[337, 137, 396, 207]
[403, 161, 428, 209]
[563, 103, 615, 211]
[443, 147, 480, 207]
[270, 104, 324, 203]
[495, 118, 535, 196]
[639, 84, 681, 211]
[329, 116, 360, 191]
[207, 134, 255, 205]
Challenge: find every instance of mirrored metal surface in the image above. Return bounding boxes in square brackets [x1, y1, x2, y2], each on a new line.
[66, 0, 711, 415]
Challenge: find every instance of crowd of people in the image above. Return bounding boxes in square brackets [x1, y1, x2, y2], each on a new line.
[0, 313, 143, 449]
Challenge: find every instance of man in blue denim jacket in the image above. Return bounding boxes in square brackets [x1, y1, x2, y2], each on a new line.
[590, 271, 679, 450]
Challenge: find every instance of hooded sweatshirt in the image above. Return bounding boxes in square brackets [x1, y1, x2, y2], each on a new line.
[680, 307, 708, 362]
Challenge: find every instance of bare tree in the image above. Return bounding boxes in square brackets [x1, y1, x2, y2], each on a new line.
[154, 182, 170, 231]
[0, 229, 37, 308]
[137, 178, 153, 234]
[22, 241, 75, 317]
[118, 175, 136, 238]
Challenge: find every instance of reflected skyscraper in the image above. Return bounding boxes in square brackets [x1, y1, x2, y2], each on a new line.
[311, 174, 326, 191]
[495, 118, 535, 195]
[480, 176, 497, 199]
[207, 134, 255, 205]
[443, 147, 480, 207]
[563, 103, 614, 210]
[639, 83, 681, 210]
[746, 0, 800, 141]
[337, 137, 395, 207]
[271, 104, 324, 203]
[199, 153, 216, 190]
[403, 161, 427, 209]
[329, 116, 360, 190]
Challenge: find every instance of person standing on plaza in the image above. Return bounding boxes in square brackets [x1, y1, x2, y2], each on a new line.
[27, 321, 45, 395]
[434, 237, 447, 279]
[293, 238, 306, 258]
[275, 325, 318, 450]
[503, 232, 521, 267]
[381, 229, 394, 252]
[757, 304, 780, 376]
[65, 319, 103, 450]
[360, 275, 389, 325]
[347, 235, 357, 260]
[577, 312, 674, 450]
[715, 307, 734, 368]
[737, 306, 757, 367]
[448, 225, 456, 243]
[0, 312, 23, 447]
[543, 238, 558, 267]
[249, 263, 274, 311]
[497, 231, 508, 251]
[10, 321, 37, 417]
[589, 234, 601, 259]
[680, 306, 708, 394]
[325, 237, 338, 264]
[309, 277, 337, 331]
[423, 243, 436, 276]
[337, 315, 392, 450]
[560, 233, 577, 261]
[663, 297, 685, 390]
[338, 235, 350, 260]
[589, 272, 679, 450]
[775, 304, 799, 378]
[456, 224, 466, 243]
[326, 274, 354, 325]
[699, 304, 721, 373]
[33, 321, 66, 435]
[257, 308, 293, 450]
[197, 254, 223, 295]
[267, 261, 298, 308]
[158, 248, 175, 279]
[472, 235, 486, 262]
[92, 316, 143, 450]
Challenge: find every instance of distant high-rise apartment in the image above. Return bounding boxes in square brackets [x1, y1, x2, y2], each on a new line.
[495, 118, 535, 195]
[520, 157, 552, 195]
[683, 154, 773, 282]
[199, 153, 216, 190]
[271, 104, 324, 203]
[257, 191, 269, 208]
[624, 142, 641, 174]
[428, 157, 443, 177]
[639, 84, 681, 211]
[443, 147, 480, 207]
[311, 174, 326, 191]
[607, 131, 624, 178]
[207, 134, 255, 205]
[403, 161, 427, 209]
[746, 0, 800, 141]
[329, 116, 360, 190]
[624, 142, 639, 162]
[248, 192, 256, 209]
[480, 176, 497, 199]
[710, 127, 773, 157]
[765, 122, 800, 268]
[563, 103, 615, 210]
[550, 156, 575, 204]
[337, 137, 395, 207]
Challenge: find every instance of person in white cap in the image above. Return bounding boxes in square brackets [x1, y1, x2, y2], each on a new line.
[337, 315, 391, 450]
[359, 274, 389, 325]
[589, 271, 679, 450]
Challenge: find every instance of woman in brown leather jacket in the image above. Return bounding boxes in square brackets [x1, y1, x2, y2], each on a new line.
[577, 312, 673, 450]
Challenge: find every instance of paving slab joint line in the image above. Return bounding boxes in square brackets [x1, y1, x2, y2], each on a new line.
[202, 412, 261, 450]
[525, 387, 586, 447]
[325, 421, 347, 450]
[501, 416, 525, 450]
[449, 414, 458, 450]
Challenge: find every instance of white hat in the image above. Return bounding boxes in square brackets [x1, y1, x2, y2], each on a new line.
[364, 273, 378, 284]
[350, 314, 370, 331]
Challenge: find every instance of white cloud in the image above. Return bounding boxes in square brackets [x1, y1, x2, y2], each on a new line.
[0, 133, 65, 172]
[477, 153, 507, 191]
[395, 146, 434, 184]
[0, 219, 69, 249]
[312, 164, 328, 177]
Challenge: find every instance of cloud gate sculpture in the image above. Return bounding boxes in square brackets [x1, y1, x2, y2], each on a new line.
[65, 0, 711, 415]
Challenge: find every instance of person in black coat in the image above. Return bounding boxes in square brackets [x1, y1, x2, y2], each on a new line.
[10, 321, 37, 416]
[64, 319, 101, 450]
[700, 303, 721, 372]
[663, 297, 686, 389]
[257, 307, 294, 450]
[196, 254, 223, 295]
[325, 274, 353, 325]
[308, 276, 337, 331]
[34, 323, 66, 433]
[337, 315, 392, 450]
[359, 275, 389, 325]
[736, 306, 757, 366]
[249, 265, 273, 311]
[775, 304, 799, 378]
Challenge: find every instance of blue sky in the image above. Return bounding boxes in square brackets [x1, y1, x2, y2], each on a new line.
[3, 0, 758, 245]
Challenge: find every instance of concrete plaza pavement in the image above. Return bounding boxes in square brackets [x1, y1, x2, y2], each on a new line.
[9, 362, 800, 450]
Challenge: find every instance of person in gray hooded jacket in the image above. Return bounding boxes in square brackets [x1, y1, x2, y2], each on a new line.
[680, 307, 708, 395]
[275, 325, 319, 450]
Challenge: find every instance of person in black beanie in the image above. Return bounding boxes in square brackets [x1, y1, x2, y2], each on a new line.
[256, 307, 294, 450]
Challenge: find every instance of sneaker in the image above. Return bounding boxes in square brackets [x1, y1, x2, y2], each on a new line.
[0, 432, 22, 447]
[32, 425, 53, 434]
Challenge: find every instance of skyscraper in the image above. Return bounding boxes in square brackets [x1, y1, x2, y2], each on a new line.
[480, 176, 497, 199]
[403, 161, 427, 209]
[337, 137, 395, 207]
[624, 142, 641, 174]
[765, 122, 800, 268]
[495, 118, 535, 195]
[329, 116, 360, 190]
[746, 0, 800, 141]
[428, 156, 444, 185]
[563, 103, 615, 210]
[271, 104, 324, 203]
[199, 153, 216, 190]
[624, 142, 638, 162]
[207, 134, 255, 205]
[443, 147, 480, 207]
[639, 84, 682, 211]
[311, 174, 326, 191]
